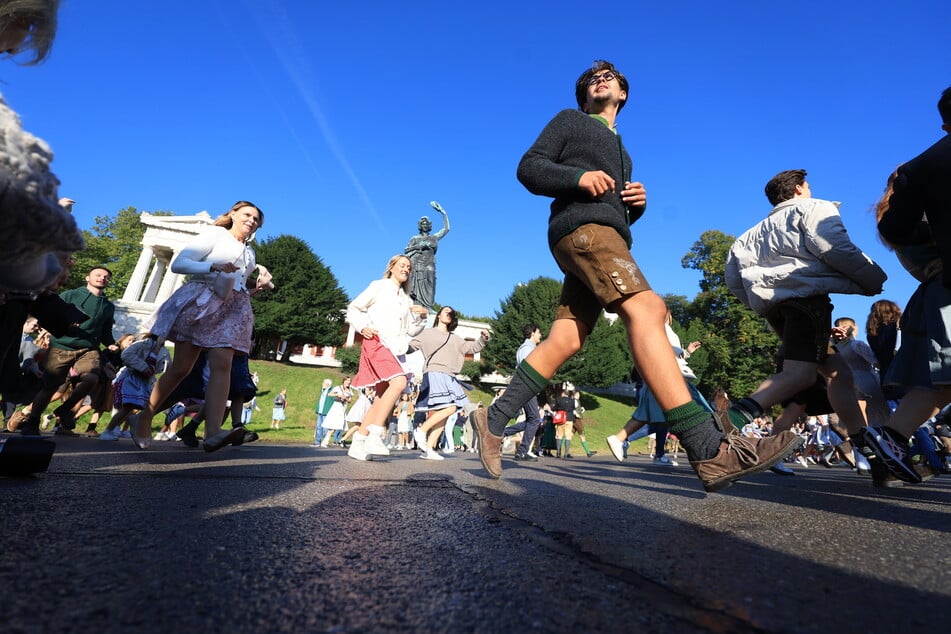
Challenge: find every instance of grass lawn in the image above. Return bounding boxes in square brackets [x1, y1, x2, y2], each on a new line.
[40, 358, 651, 455]
[241, 360, 651, 454]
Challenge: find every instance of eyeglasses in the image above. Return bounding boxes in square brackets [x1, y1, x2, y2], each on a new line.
[587, 71, 618, 86]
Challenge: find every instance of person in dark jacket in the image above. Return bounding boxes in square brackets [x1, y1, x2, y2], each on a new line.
[20, 266, 116, 436]
[469, 59, 803, 492]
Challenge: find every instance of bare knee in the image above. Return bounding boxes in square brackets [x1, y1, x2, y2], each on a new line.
[617, 291, 667, 329]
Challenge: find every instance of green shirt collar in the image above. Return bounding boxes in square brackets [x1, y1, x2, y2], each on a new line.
[589, 113, 616, 134]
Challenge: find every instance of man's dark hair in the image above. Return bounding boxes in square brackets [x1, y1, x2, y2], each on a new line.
[575, 60, 629, 113]
[522, 323, 540, 339]
[88, 265, 113, 277]
[938, 86, 951, 125]
[764, 169, 807, 206]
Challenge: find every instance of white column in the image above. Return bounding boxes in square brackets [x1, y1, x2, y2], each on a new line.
[123, 247, 155, 301]
[142, 259, 167, 303]
[155, 254, 181, 304]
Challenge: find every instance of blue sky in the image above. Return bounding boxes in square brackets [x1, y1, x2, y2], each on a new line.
[4, 1, 950, 329]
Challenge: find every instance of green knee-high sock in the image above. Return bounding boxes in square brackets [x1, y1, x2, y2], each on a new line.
[558, 438, 566, 457]
[488, 362, 548, 436]
[666, 402, 722, 462]
[581, 439, 592, 456]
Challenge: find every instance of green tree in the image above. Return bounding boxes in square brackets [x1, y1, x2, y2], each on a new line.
[482, 276, 561, 373]
[558, 314, 631, 388]
[680, 230, 779, 397]
[67, 207, 171, 296]
[251, 235, 349, 357]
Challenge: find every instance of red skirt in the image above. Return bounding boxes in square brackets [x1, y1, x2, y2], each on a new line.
[352, 337, 410, 389]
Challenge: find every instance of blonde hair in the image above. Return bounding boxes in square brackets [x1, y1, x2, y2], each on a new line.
[383, 254, 412, 294]
[0, 0, 58, 63]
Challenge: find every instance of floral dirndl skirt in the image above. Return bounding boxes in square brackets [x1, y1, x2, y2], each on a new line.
[415, 371, 469, 411]
[352, 336, 411, 390]
[147, 281, 254, 354]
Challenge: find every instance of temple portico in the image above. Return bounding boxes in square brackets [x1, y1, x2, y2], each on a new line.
[113, 212, 213, 336]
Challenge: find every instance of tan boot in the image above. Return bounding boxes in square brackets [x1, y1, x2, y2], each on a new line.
[690, 431, 804, 493]
[471, 408, 502, 479]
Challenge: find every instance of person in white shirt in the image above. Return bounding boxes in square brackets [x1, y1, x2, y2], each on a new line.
[345, 255, 427, 461]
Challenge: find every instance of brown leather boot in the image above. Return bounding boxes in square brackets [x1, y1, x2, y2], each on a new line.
[471, 408, 502, 479]
[690, 431, 804, 493]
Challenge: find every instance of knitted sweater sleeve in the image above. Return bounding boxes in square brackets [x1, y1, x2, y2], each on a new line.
[517, 110, 586, 198]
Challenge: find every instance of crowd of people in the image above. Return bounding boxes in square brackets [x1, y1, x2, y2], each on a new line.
[1, 5, 948, 494]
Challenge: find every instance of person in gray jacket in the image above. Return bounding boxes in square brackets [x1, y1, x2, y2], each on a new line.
[725, 169, 887, 456]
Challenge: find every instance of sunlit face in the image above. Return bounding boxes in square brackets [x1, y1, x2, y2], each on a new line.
[230, 205, 261, 239]
[584, 70, 626, 113]
[86, 268, 112, 290]
[418, 217, 432, 233]
[388, 257, 412, 284]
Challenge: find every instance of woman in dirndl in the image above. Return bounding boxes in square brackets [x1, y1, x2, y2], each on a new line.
[409, 306, 489, 460]
[131, 201, 272, 452]
[345, 255, 428, 461]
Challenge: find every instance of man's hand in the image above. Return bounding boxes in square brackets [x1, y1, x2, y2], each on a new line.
[621, 181, 646, 209]
[578, 171, 616, 198]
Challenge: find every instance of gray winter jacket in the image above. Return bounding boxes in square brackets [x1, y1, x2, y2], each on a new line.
[725, 197, 886, 315]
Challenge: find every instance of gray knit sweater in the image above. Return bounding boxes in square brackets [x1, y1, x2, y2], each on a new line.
[517, 109, 644, 249]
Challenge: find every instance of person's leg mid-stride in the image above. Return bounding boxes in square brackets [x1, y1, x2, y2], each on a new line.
[472, 224, 802, 490]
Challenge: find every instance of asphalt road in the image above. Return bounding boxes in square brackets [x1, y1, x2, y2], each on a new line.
[1, 436, 948, 633]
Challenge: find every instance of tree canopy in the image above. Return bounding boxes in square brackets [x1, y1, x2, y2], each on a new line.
[679, 230, 779, 398]
[66, 206, 170, 297]
[251, 234, 349, 354]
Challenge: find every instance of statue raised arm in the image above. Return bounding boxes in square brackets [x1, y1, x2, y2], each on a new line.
[404, 201, 449, 311]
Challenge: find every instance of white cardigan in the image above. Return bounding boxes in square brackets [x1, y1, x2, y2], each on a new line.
[171, 226, 256, 293]
[347, 278, 425, 355]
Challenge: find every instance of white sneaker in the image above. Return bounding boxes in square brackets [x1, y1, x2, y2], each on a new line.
[364, 427, 390, 456]
[797, 455, 809, 468]
[413, 428, 427, 451]
[153, 431, 169, 441]
[502, 437, 513, 454]
[348, 434, 371, 461]
[98, 428, 121, 441]
[41, 414, 54, 430]
[166, 433, 179, 442]
[422, 449, 444, 461]
[606, 435, 625, 462]
[442, 448, 454, 455]
[526, 450, 538, 459]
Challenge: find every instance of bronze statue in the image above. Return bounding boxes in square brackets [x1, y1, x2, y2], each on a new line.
[404, 201, 449, 311]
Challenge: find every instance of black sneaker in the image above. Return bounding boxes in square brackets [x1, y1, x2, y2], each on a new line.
[513, 452, 538, 462]
[232, 430, 259, 446]
[52, 405, 76, 431]
[178, 425, 200, 448]
[862, 426, 921, 484]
